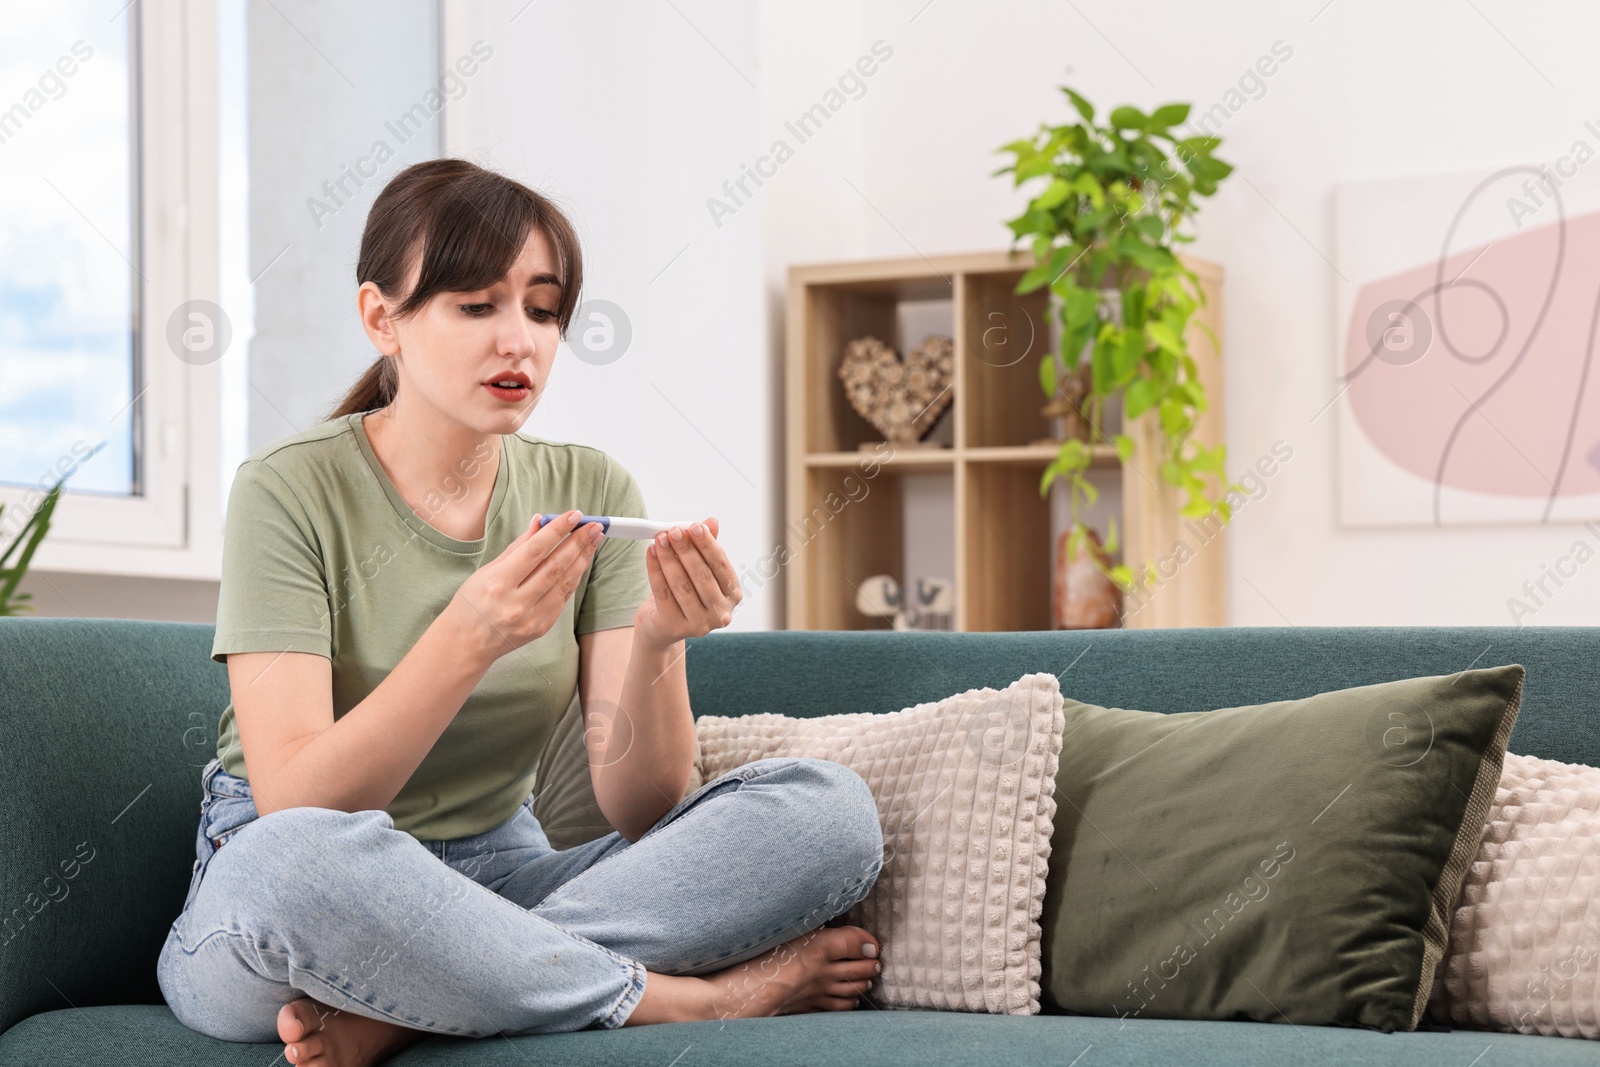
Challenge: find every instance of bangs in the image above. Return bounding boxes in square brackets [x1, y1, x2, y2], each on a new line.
[388, 168, 581, 331]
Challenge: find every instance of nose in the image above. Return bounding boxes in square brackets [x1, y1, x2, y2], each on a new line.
[498, 314, 539, 363]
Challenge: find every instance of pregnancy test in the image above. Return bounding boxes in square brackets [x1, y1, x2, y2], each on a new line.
[536, 515, 701, 540]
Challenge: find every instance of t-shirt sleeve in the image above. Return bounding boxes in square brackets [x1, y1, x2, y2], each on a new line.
[210, 459, 333, 664]
[574, 452, 652, 635]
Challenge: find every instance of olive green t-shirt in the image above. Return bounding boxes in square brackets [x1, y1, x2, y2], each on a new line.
[209, 410, 650, 842]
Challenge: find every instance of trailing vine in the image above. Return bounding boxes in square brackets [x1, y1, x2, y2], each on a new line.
[995, 86, 1241, 591]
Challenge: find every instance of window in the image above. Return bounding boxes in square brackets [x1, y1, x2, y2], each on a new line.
[0, 1, 225, 578]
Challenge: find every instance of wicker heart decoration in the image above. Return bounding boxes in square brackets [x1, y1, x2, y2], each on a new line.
[837, 334, 954, 444]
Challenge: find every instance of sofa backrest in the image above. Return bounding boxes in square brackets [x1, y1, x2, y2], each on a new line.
[0, 618, 1594, 1034]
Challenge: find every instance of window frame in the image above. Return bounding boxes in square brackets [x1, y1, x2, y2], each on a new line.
[5, 0, 224, 581]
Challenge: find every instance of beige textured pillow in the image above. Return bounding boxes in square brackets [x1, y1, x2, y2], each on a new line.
[694, 671, 1065, 1015]
[532, 688, 707, 851]
[1427, 751, 1600, 1039]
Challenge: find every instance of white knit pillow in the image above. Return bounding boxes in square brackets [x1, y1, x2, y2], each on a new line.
[694, 672, 1065, 1015]
[1427, 751, 1600, 1039]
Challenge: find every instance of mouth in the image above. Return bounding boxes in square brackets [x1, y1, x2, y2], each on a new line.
[484, 372, 533, 401]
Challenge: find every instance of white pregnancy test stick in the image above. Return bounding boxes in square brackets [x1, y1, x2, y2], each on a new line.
[536, 514, 700, 540]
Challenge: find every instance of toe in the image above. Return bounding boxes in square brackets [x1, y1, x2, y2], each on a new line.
[824, 924, 878, 959]
[844, 926, 878, 958]
[835, 957, 880, 980]
[278, 1002, 306, 1042]
[287, 1034, 325, 1065]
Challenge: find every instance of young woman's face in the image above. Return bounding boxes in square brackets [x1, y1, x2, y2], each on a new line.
[379, 226, 564, 432]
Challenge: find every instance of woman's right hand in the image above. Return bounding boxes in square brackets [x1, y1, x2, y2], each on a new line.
[442, 509, 604, 669]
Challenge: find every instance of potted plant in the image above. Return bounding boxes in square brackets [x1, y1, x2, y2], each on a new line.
[994, 85, 1241, 602]
[0, 477, 67, 616]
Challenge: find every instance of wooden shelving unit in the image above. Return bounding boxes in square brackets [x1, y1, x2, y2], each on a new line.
[784, 249, 1226, 632]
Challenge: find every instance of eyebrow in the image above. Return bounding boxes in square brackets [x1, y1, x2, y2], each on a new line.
[527, 272, 563, 289]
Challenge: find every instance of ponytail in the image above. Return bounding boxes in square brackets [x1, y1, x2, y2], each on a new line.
[324, 354, 398, 421]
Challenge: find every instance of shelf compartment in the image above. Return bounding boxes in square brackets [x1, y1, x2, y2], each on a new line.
[960, 460, 1054, 632]
[792, 274, 956, 455]
[959, 270, 1055, 450]
[787, 464, 908, 630]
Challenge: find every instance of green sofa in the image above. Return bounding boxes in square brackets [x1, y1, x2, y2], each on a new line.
[2, 617, 1596, 1065]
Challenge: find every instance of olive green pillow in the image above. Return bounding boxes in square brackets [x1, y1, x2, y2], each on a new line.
[1040, 664, 1524, 1032]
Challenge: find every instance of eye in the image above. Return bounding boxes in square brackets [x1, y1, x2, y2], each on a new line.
[527, 306, 557, 322]
[459, 303, 493, 316]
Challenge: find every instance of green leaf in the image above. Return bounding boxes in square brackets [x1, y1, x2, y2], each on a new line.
[1113, 433, 1135, 461]
[1124, 378, 1159, 419]
[1113, 324, 1145, 381]
[1159, 397, 1190, 437]
[1150, 103, 1190, 127]
[1109, 105, 1148, 130]
[1061, 86, 1095, 123]
[1039, 353, 1058, 396]
[1035, 176, 1073, 209]
[1063, 285, 1099, 331]
[1091, 334, 1116, 395]
[1145, 320, 1182, 355]
[1177, 135, 1221, 155]
[1017, 261, 1057, 294]
[1069, 172, 1106, 209]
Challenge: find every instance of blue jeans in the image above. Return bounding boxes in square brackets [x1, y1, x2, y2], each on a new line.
[157, 754, 884, 1041]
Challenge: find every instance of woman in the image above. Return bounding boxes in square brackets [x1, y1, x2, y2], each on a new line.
[157, 158, 885, 1067]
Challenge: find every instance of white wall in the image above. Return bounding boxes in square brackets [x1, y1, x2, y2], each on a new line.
[247, 0, 440, 445]
[442, 0, 770, 621]
[450, 0, 1600, 627]
[32, 0, 1598, 627]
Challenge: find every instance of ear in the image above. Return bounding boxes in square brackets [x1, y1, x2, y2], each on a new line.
[358, 281, 401, 356]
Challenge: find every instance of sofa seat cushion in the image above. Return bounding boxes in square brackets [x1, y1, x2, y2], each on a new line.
[2, 1004, 1595, 1066]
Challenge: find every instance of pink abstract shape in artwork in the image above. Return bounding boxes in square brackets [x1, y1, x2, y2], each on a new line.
[1343, 207, 1600, 521]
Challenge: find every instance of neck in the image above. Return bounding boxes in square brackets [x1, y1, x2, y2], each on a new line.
[361, 399, 502, 507]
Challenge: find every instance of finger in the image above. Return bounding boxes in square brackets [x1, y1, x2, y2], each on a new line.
[686, 521, 741, 602]
[652, 530, 709, 616]
[501, 509, 580, 577]
[643, 539, 677, 610]
[668, 527, 734, 621]
[520, 533, 599, 622]
[519, 516, 600, 594]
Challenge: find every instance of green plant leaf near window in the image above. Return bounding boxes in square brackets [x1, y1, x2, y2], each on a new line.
[994, 85, 1247, 597]
[0, 478, 67, 616]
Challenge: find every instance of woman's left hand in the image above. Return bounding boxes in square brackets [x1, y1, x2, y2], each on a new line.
[633, 517, 743, 649]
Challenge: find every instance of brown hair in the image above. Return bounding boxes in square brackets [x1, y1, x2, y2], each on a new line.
[324, 158, 585, 421]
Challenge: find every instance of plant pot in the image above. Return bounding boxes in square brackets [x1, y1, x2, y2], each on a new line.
[1053, 525, 1123, 630]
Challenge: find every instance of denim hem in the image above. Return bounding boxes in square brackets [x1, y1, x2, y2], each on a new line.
[598, 958, 648, 1029]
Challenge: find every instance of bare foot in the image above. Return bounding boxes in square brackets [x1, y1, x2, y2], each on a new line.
[624, 925, 882, 1025]
[277, 996, 427, 1067]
